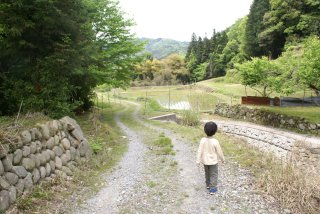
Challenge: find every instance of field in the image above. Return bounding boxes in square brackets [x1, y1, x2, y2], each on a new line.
[112, 79, 320, 124]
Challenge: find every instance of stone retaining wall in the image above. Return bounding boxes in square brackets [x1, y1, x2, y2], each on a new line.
[0, 116, 91, 211]
[214, 103, 320, 135]
[214, 120, 320, 174]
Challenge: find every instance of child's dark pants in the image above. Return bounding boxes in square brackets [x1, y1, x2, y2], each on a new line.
[204, 164, 218, 188]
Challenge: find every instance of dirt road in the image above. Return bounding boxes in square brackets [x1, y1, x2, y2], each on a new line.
[72, 103, 283, 214]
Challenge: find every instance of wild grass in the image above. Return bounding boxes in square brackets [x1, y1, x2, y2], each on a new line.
[180, 110, 200, 127]
[14, 104, 127, 213]
[150, 120, 320, 214]
[260, 106, 320, 124]
[153, 133, 175, 155]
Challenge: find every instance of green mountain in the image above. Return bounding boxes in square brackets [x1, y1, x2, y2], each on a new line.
[141, 38, 189, 59]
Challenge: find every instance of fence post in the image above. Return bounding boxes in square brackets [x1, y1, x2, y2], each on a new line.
[168, 86, 171, 111]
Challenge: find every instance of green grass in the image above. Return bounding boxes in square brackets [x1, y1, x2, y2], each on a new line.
[153, 133, 175, 155]
[15, 104, 128, 213]
[261, 106, 320, 123]
[119, 80, 319, 125]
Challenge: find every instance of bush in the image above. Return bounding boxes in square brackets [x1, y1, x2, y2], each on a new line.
[181, 110, 200, 126]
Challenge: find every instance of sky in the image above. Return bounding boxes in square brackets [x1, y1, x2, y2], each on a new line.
[118, 0, 253, 41]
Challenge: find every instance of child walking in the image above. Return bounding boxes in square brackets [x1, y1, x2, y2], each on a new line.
[196, 121, 225, 194]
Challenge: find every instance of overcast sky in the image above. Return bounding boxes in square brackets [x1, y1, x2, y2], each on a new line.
[118, 0, 253, 41]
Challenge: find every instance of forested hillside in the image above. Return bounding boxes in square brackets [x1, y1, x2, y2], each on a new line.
[185, 0, 320, 96]
[141, 38, 189, 59]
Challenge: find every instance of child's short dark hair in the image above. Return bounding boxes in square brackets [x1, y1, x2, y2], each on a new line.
[204, 121, 217, 136]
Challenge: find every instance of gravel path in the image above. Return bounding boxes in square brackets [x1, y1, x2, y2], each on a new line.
[74, 109, 147, 213]
[73, 102, 284, 213]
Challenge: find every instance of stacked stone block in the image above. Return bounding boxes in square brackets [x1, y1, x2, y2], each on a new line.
[0, 116, 91, 211]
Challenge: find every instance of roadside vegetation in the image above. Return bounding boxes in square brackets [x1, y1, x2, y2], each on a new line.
[149, 119, 320, 214]
[7, 104, 127, 213]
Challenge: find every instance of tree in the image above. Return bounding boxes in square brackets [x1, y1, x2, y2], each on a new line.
[236, 57, 279, 97]
[259, 0, 320, 59]
[299, 36, 320, 96]
[0, 0, 143, 117]
[244, 0, 270, 57]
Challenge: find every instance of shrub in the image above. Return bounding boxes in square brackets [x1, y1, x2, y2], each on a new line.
[181, 110, 200, 126]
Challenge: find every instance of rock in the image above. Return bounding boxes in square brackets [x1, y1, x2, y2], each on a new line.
[15, 179, 24, 196]
[30, 128, 42, 140]
[54, 135, 60, 146]
[0, 161, 4, 176]
[40, 166, 46, 178]
[46, 163, 51, 176]
[38, 152, 46, 166]
[47, 150, 55, 160]
[20, 130, 32, 145]
[12, 166, 28, 178]
[79, 139, 90, 157]
[30, 141, 37, 154]
[288, 119, 295, 125]
[39, 124, 50, 140]
[46, 137, 55, 149]
[0, 144, 9, 159]
[54, 170, 67, 179]
[23, 173, 33, 192]
[0, 190, 10, 211]
[22, 158, 36, 171]
[32, 168, 40, 184]
[298, 124, 305, 130]
[35, 141, 42, 153]
[61, 138, 71, 150]
[60, 116, 78, 131]
[2, 155, 13, 172]
[22, 146, 31, 157]
[71, 129, 84, 142]
[61, 166, 73, 176]
[42, 150, 51, 162]
[310, 148, 320, 154]
[60, 154, 69, 166]
[0, 177, 10, 190]
[47, 120, 59, 136]
[8, 186, 16, 204]
[70, 147, 77, 161]
[309, 124, 317, 130]
[55, 157, 62, 169]
[30, 154, 40, 168]
[53, 146, 63, 157]
[5, 172, 19, 185]
[49, 160, 56, 172]
[67, 162, 77, 172]
[13, 149, 23, 165]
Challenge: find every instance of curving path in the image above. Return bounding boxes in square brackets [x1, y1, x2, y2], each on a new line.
[72, 101, 284, 213]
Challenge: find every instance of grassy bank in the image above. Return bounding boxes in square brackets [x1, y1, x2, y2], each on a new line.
[149, 120, 320, 214]
[11, 104, 128, 213]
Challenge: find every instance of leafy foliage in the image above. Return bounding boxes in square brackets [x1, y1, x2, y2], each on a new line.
[236, 57, 279, 97]
[0, 0, 143, 117]
[134, 54, 189, 86]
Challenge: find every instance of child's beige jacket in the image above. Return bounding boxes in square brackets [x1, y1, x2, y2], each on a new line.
[196, 137, 225, 165]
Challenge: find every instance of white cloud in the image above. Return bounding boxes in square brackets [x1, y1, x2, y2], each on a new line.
[118, 0, 253, 41]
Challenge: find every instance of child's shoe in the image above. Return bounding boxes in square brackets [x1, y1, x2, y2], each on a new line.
[209, 187, 217, 195]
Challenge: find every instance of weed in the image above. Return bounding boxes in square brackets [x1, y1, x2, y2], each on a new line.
[180, 110, 200, 126]
[89, 138, 103, 154]
[170, 161, 178, 167]
[153, 134, 175, 155]
[147, 181, 157, 188]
